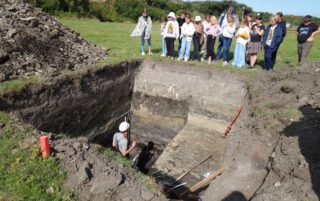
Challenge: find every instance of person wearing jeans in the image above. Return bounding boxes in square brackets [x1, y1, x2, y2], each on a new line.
[161, 17, 168, 57]
[217, 14, 236, 66]
[263, 15, 283, 70]
[178, 14, 195, 62]
[130, 9, 152, 56]
[164, 12, 179, 60]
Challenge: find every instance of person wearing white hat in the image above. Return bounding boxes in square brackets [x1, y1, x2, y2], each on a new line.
[112, 122, 136, 156]
[163, 12, 179, 60]
[192, 16, 204, 61]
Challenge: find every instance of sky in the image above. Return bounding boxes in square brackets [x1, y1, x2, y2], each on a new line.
[182, 0, 320, 18]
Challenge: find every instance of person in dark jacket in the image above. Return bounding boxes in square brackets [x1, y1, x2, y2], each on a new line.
[270, 12, 286, 64]
[263, 15, 283, 70]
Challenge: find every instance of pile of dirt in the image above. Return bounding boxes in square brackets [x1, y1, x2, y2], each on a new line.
[51, 136, 165, 201]
[0, 0, 108, 81]
[249, 62, 320, 201]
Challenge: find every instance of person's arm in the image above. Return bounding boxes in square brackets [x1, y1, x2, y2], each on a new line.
[112, 134, 117, 148]
[120, 141, 136, 156]
[255, 26, 264, 36]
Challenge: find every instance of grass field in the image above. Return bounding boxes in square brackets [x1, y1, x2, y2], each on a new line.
[60, 18, 320, 70]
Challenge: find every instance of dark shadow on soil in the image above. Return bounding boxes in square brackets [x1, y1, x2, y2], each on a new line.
[221, 191, 247, 201]
[283, 105, 320, 200]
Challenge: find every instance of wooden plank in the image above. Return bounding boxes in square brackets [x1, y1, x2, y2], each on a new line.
[188, 167, 225, 193]
[175, 154, 213, 182]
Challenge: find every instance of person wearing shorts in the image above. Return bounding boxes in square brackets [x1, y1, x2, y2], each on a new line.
[248, 16, 265, 69]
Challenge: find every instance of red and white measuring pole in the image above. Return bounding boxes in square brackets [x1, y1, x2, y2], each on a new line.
[223, 106, 243, 138]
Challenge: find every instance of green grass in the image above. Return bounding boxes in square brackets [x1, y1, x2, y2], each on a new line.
[0, 112, 75, 201]
[0, 76, 42, 96]
[59, 18, 320, 70]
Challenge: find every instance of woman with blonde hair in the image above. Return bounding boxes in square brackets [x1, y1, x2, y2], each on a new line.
[232, 15, 251, 68]
[217, 14, 236, 66]
[204, 16, 222, 64]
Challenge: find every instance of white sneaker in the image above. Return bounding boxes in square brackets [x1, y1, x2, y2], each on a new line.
[177, 58, 182, 61]
[184, 58, 188, 62]
[160, 54, 166, 57]
[223, 61, 227, 66]
[170, 57, 174, 60]
[141, 52, 145, 56]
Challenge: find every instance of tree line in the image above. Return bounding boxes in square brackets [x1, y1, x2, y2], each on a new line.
[27, 0, 320, 26]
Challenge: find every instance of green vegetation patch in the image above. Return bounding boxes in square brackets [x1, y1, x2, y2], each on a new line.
[0, 112, 75, 201]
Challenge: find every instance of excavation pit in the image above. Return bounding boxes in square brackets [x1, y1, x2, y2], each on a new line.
[0, 60, 247, 199]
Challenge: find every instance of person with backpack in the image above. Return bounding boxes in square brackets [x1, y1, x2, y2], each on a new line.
[262, 15, 283, 71]
[164, 12, 179, 60]
[247, 16, 265, 69]
[296, 15, 320, 64]
[130, 8, 152, 56]
[178, 14, 196, 62]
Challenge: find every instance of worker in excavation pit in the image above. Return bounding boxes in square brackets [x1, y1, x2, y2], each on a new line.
[112, 122, 136, 156]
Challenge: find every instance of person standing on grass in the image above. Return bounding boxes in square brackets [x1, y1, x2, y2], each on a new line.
[232, 16, 251, 68]
[202, 15, 211, 59]
[296, 15, 320, 64]
[262, 15, 283, 71]
[217, 14, 236, 66]
[164, 12, 179, 60]
[271, 12, 287, 64]
[217, 7, 239, 61]
[177, 12, 186, 55]
[130, 8, 152, 56]
[178, 14, 196, 62]
[247, 16, 265, 69]
[160, 17, 168, 57]
[192, 16, 204, 61]
[204, 16, 222, 64]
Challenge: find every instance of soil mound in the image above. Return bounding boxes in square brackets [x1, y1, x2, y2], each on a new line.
[0, 0, 108, 81]
[52, 137, 165, 201]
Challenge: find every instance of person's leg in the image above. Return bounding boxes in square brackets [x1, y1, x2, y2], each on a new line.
[300, 41, 313, 64]
[162, 37, 167, 56]
[141, 31, 145, 54]
[264, 47, 273, 70]
[165, 37, 170, 56]
[223, 37, 232, 62]
[217, 35, 224, 60]
[297, 43, 303, 63]
[193, 35, 200, 60]
[238, 44, 246, 68]
[271, 46, 280, 67]
[178, 37, 182, 55]
[170, 38, 175, 58]
[212, 37, 217, 61]
[232, 42, 239, 66]
[179, 37, 186, 60]
[147, 35, 152, 54]
[185, 40, 192, 61]
[206, 35, 212, 62]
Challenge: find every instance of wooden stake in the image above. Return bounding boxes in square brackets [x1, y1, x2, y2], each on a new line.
[175, 154, 213, 182]
[181, 167, 225, 196]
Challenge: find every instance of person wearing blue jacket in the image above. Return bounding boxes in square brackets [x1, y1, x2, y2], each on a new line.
[263, 15, 283, 70]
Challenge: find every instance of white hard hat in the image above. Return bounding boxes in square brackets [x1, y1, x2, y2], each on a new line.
[119, 122, 130, 132]
[195, 16, 201, 22]
[168, 12, 176, 19]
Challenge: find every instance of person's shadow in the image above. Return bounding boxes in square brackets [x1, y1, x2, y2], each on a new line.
[135, 141, 155, 174]
[221, 191, 247, 201]
[283, 105, 320, 199]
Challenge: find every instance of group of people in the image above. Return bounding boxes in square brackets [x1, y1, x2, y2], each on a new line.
[131, 8, 320, 70]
